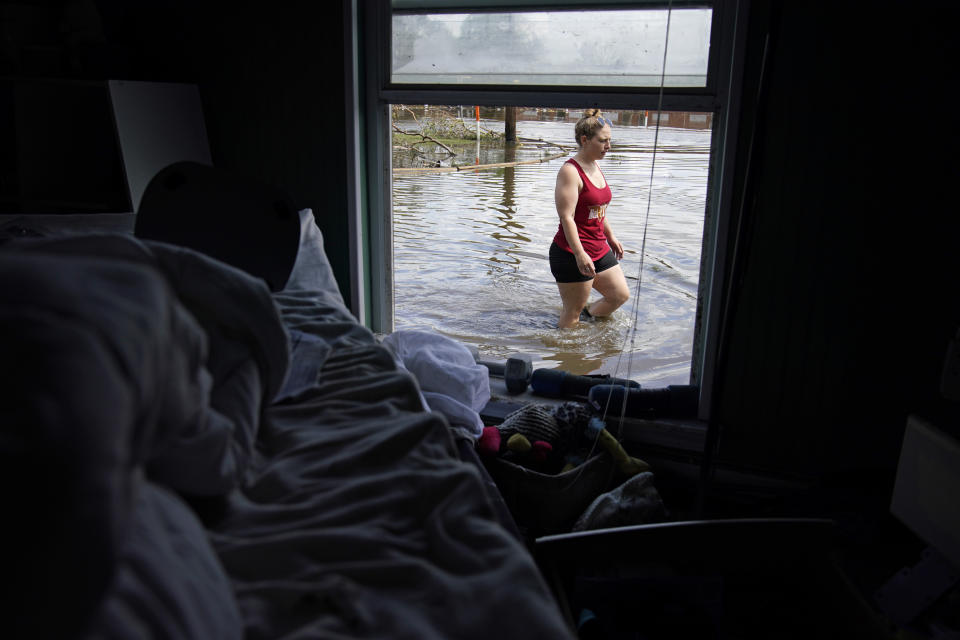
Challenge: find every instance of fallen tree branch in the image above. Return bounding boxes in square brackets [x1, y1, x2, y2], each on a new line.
[393, 151, 567, 174]
[392, 123, 456, 156]
[517, 135, 569, 151]
[395, 104, 421, 127]
[392, 142, 440, 162]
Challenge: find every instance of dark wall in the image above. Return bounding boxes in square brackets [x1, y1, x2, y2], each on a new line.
[176, 3, 352, 303]
[716, 3, 960, 477]
[2, 1, 352, 300]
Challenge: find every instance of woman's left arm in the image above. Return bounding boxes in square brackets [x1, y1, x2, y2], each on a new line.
[603, 218, 624, 259]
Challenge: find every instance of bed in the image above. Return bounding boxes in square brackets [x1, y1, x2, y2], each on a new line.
[0, 163, 574, 639]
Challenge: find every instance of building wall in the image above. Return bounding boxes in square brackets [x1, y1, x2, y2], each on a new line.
[647, 111, 712, 129]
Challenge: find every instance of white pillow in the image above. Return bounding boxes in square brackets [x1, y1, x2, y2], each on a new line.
[282, 208, 346, 305]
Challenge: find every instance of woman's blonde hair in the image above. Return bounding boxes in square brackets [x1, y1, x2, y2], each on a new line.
[574, 108, 610, 145]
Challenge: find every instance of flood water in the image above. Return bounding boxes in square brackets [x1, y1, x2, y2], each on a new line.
[392, 118, 710, 386]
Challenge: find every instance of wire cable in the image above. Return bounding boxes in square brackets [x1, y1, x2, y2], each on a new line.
[600, 0, 674, 437]
[564, 2, 674, 490]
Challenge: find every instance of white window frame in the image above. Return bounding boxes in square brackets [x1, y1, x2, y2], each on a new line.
[344, 0, 750, 421]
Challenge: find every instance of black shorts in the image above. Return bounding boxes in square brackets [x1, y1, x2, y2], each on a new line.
[549, 242, 618, 283]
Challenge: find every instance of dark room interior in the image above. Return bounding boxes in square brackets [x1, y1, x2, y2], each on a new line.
[2, 1, 958, 638]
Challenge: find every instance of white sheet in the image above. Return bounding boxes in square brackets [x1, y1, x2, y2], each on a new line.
[382, 329, 490, 439]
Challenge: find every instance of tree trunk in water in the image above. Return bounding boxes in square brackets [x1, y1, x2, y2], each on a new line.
[505, 106, 517, 142]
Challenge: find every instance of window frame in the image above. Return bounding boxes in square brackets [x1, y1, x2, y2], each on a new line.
[346, 0, 749, 421]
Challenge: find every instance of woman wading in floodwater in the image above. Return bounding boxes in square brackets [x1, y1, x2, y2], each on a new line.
[549, 109, 630, 328]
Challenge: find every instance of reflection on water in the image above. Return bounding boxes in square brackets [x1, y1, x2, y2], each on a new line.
[392, 119, 709, 386]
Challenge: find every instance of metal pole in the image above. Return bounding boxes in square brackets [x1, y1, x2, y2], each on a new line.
[475, 106, 480, 164]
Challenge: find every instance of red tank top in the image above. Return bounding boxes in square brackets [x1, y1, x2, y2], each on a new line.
[553, 158, 612, 261]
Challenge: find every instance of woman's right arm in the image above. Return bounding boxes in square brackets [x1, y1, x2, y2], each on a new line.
[555, 163, 596, 278]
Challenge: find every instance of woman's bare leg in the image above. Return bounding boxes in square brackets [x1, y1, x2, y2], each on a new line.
[588, 264, 630, 318]
[557, 280, 593, 328]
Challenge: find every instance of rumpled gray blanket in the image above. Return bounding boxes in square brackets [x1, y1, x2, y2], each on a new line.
[1, 232, 572, 640]
[1, 236, 260, 639]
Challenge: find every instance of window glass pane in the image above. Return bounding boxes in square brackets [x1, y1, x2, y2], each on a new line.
[390, 106, 710, 385]
[392, 8, 712, 87]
